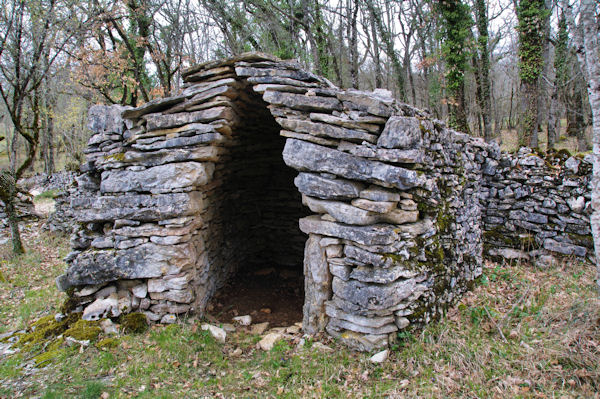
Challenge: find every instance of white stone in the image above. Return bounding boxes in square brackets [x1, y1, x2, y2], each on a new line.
[257, 332, 284, 351]
[369, 349, 389, 363]
[94, 285, 117, 299]
[82, 297, 119, 321]
[250, 322, 270, 335]
[201, 324, 226, 343]
[567, 196, 585, 213]
[132, 283, 148, 298]
[161, 314, 177, 324]
[233, 315, 252, 326]
[285, 325, 301, 334]
[74, 284, 104, 297]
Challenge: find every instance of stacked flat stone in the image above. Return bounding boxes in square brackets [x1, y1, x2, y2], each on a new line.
[481, 147, 592, 262]
[56, 52, 589, 351]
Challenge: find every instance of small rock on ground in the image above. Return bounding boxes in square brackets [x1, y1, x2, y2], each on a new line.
[369, 349, 389, 363]
[201, 324, 226, 344]
[257, 332, 284, 351]
[232, 315, 252, 326]
[250, 322, 269, 335]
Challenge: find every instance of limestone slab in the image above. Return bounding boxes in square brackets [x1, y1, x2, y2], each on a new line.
[283, 139, 424, 190]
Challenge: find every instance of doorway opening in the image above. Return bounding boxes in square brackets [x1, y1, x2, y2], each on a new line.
[202, 81, 308, 326]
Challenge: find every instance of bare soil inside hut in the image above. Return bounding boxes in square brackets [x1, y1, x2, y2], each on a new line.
[207, 266, 304, 327]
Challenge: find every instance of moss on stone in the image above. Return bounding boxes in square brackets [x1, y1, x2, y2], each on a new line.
[31, 315, 56, 329]
[96, 337, 119, 350]
[120, 312, 148, 334]
[17, 314, 76, 350]
[103, 152, 126, 162]
[63, 320, 102, 341]
[566, 232, 593, 247]
[60, 296, 79, 315]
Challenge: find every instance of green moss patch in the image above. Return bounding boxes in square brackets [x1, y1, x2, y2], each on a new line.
[120, 312, 148, 334]
[96, 337, 119, 350]
[63, 320, 102, 341]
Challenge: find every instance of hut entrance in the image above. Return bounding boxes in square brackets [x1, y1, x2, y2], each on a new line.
[203, 81, 307, 326]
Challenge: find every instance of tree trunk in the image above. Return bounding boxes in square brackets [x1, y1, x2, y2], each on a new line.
[475, 0, 493, 141]
[573, 88, 588, 151]
[516, 0, 547, 148]
[371, 16, 383, 88]
[547, 86, 559, 149]
[44, 101, 55, 175]
[566, 0, 600, 291]
[347, 0, 359, 89]
[451, 82, 470, 134]
[566, 92, 579, 136]
[364, 0, 405, 100]
[0, 171, 24, 254]
[9, 127, 18, 174]
[518, 80, 538, 147]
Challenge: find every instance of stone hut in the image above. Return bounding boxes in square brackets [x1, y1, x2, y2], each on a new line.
[56, 53, 592, 351]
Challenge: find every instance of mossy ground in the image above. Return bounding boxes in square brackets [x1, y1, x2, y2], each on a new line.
[1, 223, 599, 398]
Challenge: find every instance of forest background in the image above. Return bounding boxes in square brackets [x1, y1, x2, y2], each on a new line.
[0, 0, 595, 178]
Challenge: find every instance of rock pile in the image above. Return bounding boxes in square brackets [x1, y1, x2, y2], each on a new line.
[55, 53, 593, 351]
[481, 147, 592, 262]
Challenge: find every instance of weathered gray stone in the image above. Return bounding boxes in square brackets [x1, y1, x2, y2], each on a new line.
[325, 302, 394, 328]
[325, 325, 388, 351]
[349, 265, 417, 283]
[88, 105, 129, 135]
[309, 113, 380, 133]
[359, 186, 401, 202]
[543, 238, 587, 257]
[71, 192, 203, 223]
[294, 172, 363, 200]
[263, 91, 341, 112]
[332, 277, 416, 310]
[144, 107, 233, 131]
[62, 242, 197, 287]
[283, 139, 424, 190]
[302, 195, 378, 225]
[101, 162, 214, 194]
[131, 132, 225, 151]
[567, 196, 585, 213]
[82, 296, 119, 320]
[351, 198, 397, 213]
[344, 245, 398, 267]
[302, 234, 331, 335]
[328, 316, 397, 335]
[329, 263, 352, 280]
[277, 118, 377, 143]
[337, 89, 393, 117]
[299, 216, 398, 246]
[149, 288, 194, 303]
[378, 117, 432, 149]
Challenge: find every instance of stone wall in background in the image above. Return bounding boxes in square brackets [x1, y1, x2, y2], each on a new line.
[53, 53, 593, 351]
[481, 148, 593, 266]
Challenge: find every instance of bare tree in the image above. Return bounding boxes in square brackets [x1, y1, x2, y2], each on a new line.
[564, 0, 600, 290]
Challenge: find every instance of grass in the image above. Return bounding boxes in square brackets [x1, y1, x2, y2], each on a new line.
[498, 123, 592, 154]
[0, 225, 599, 398]
[34, 189, 60, 201]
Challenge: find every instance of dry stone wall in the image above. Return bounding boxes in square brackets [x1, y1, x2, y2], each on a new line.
[481, 147, 593, 264]
[55, 53, 593, 351]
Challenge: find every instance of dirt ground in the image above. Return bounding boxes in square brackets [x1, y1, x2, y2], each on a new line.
[207, 266, 304, 327]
